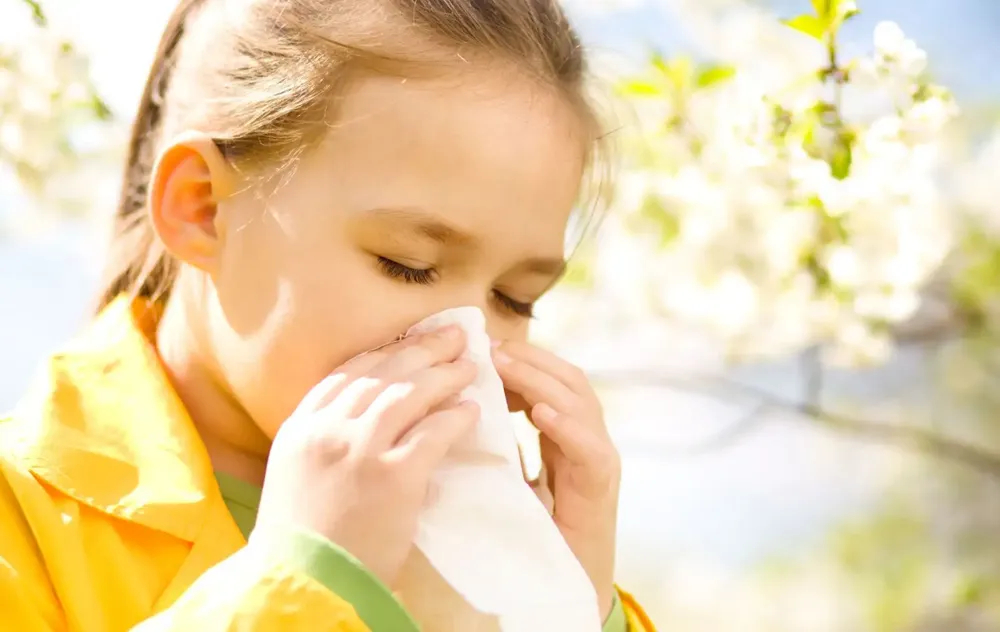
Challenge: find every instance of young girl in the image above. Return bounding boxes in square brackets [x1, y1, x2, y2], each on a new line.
[0, 0, 656, 630]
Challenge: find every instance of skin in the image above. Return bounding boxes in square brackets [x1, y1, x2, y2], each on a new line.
[148, 66, 620, 618]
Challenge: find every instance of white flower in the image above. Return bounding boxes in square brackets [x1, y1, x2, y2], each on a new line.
[864, 115, 903, 144]
[873, 21, 907, 57]
[0, 20, 119, 216]
[825, 246, 862, 288]
[854, 289, 919, 322]
[873, 21, 928, 77]
[713, 271, 761, 335]
[608, 13, 954, 367]
[904, 96, 958, 138]
[764, 212, 817, 275]
[0, 120, 24, 156]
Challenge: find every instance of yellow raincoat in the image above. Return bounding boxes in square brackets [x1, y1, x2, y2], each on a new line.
[0, 298, 656, 631]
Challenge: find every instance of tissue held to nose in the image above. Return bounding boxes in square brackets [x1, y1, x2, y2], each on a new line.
[392, 307, 602, 632]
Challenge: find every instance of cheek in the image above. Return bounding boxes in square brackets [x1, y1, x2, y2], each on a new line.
[207, 246, 435, 437]
[208, 286, 404, 438]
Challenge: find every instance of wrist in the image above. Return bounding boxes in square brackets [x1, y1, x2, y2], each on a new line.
[598, 585, 616, 622]
[555, 510, 618, 620]
[561, 529, 616, 620]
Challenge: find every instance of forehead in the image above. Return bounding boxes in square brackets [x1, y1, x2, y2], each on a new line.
[303, 67, 589, 255]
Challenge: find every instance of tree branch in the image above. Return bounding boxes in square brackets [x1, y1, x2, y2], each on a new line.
[802, 346, 823, 409]
[589, 369, 1000, 480]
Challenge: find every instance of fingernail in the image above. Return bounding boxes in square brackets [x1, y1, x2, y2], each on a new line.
[440, 324, 461, 339]
[492, 348, 511, 366]
[490, 339, 501, 349]
[534, 403, 557, 423]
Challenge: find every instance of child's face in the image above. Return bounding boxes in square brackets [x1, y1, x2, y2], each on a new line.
[172, 70, 587, 438]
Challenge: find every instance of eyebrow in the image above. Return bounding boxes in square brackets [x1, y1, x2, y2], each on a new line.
[360, 206, 567, 277]
[362, 206, 472, 246]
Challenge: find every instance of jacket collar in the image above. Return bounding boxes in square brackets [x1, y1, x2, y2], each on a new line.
[1, 296, 217, 542]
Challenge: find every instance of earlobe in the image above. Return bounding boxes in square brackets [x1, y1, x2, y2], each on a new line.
[148, 133, 236, 273]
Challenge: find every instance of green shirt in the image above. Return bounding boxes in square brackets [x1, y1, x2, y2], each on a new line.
[215, 472, 627, 632]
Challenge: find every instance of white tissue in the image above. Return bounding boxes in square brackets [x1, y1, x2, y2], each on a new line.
[391, 307, 602, 632]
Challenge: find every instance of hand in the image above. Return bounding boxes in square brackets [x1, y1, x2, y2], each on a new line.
[254, 326, 479, 586]
[493, 340, 620, 620]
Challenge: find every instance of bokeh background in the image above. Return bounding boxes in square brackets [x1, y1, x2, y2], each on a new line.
[3, 0, 1000, 629]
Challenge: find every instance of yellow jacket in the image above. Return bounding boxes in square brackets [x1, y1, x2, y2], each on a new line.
[0, 298, 657, 631]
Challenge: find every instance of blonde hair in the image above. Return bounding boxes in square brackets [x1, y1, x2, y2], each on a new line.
[97, 0, 601, 311]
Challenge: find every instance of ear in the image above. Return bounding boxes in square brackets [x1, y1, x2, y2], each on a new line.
[148, 132, 236, 274]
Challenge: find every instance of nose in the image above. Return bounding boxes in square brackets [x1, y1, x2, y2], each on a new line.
[433, 287, 490, 321]
[428, 286, 528, 341]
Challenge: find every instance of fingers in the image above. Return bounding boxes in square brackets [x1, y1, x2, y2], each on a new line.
[492, 350, 577, 413]
[493, 340, 617, 491]
[371, 326, 465, 381]
[298, 354, 385, 413]
[298, 333, 427, 413]
[364, 360, 477, 445]
[391, 401, 480, 469]
[534, 403, 620, 495]
[531, 403, 591, 463]
[494, 340, 589, 393]
[493, 341, 607, 438]
[337, 326, 467, 418]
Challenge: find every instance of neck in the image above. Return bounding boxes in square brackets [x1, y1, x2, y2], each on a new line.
[155, 294, 271, 488]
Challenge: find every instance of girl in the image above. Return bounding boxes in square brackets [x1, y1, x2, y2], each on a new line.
[0, 0, 656, 630]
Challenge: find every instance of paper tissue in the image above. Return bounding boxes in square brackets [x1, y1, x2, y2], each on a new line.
[392, 307, 602, 632]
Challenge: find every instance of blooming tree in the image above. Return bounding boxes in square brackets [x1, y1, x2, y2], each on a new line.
[0, 0, 114, 218]
[2, 0, 988, 372]
[606, 0, 960, 366]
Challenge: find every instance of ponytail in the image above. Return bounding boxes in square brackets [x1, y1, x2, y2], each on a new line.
[95, 0, 204, 313]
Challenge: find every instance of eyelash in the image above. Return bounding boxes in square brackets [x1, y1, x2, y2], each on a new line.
[376, 257, 535, 318]
[376, 256, 435, 285]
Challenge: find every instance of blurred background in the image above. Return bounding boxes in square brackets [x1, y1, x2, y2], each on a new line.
[2, 0, 1000, 629]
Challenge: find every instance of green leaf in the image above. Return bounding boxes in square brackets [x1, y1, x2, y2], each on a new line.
[651, 51, 670, 76]
[91, 95, 113, 121]
[802, 117, 823, 159]
[618, 78, 662, 97]
[635, 195, 679, 248]
[652, 56, 694, 93]
[20, 0, 46, 25]
[831, 137, 853, 180]
[830, 0, 860, 30]
[782, 14, 826, 40]
[695, 65, 736, 88]
[812, 0, 858, 21]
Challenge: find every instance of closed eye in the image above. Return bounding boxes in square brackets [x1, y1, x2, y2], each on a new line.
[376, 257, 435, 285]
[377, 256, 535, 318]
[492, 291, 534, 318]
